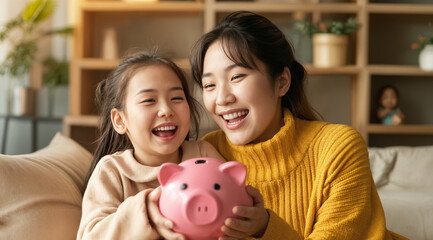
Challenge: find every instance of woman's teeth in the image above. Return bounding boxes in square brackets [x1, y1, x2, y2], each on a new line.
[222, 111, 248, 120]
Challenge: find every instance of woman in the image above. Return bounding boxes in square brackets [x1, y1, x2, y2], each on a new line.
[190, 11, 406, 240]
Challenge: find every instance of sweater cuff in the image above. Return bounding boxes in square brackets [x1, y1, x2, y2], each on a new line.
[254, 209, 300, 240]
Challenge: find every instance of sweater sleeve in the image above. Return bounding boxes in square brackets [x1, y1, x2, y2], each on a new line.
[251, 209, 300, 240]
[76, 161, 159, 240]
[307, 125, 391, 240]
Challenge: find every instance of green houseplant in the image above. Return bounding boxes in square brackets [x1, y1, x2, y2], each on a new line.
[294, 18, 359, 67]
[0, 0, 73, 115]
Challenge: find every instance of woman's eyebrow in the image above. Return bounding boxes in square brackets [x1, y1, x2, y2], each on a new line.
[202, 64, 238, 78]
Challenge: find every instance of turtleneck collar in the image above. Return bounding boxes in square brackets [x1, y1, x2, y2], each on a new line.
[226, 108, 295, 152]
[219, 109, 303, 182]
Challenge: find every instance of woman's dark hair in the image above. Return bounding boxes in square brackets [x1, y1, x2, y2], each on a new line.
[83, 51, 201, 192]
[190, 11, 319, 121]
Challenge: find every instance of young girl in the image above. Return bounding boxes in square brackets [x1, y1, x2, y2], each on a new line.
[190, 11, 408, 239]
[377, 85, 405, 125]
[77, 52, 231, 240]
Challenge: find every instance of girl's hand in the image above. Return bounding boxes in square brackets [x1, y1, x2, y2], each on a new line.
[219, 186, 269, 240]
[147, 187, 185, 240]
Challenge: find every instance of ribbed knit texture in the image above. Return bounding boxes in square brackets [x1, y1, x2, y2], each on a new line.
[203, 109, 407, 240]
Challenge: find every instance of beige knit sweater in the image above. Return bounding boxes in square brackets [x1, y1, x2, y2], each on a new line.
[77, 140, 222, 240]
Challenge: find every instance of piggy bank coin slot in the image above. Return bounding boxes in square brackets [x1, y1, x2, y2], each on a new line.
[195, 160, 206, 164]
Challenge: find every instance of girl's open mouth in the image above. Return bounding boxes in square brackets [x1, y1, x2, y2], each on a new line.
[152, 125, 177, 137]
[221, 110, 249, 126]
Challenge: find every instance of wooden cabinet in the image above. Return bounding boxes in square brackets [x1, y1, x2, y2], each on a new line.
[65, 0, 433, 150]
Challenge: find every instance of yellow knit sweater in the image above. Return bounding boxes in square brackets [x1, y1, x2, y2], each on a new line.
[203, 109, 407, 240]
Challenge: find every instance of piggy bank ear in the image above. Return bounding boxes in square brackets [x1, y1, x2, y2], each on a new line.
[158, 163, 183, 186]
[219, 161, 247, 186]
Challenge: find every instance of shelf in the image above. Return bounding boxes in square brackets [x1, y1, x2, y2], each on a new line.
[63, 115, 98, 127]
[81, 1, 203, 12]
[367, 3, 433, 14]
[367, 65, 433, 76]
[211, 2, 361, 13]
[305, 64, 360, 75]
[73, 58, 191, 71]
[367, 124, 433, 135]
[63, 115, 99, 152]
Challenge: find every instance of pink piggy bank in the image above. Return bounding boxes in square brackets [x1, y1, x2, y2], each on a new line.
[158, 158, 253, 240]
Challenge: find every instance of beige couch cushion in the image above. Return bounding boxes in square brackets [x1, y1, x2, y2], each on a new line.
[368, 147, 397, 188]
[0, 132, 92, 240]
[386, 145, 433, 191]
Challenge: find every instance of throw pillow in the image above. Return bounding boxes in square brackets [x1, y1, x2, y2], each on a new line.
[0, 132, 92, 240]
[368, 147, 397, 188]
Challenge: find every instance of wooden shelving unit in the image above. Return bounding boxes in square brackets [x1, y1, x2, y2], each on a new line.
[65, 0, 433, 150]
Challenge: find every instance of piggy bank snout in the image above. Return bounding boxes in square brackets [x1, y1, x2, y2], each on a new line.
[184, 192, 220, 226]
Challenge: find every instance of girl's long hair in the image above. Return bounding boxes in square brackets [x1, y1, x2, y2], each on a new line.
[83, 52, 200, 193]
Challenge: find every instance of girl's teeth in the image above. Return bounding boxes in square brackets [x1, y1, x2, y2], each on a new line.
[155, 126, 176, 131]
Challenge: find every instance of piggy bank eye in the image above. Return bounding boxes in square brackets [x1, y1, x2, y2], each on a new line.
[181, 183, 188, 190]
[214, 183, 221, 190]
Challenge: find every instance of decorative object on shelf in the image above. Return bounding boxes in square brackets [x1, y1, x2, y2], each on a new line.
[411, 25, 433, 71]
[294, 18, 359, 67]
[40, 57, 69, 117]
[418, 45, 433, 71]
[122, 0, 158, 2]
[11, 74, 36, 116]
[0, 0, 73, 116]
[101, 27, 119, 59]
[376, 85, 405, 126]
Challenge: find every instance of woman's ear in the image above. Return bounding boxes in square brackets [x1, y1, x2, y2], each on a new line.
[111, 108, 127, 134]
[277, 67, 291, 97]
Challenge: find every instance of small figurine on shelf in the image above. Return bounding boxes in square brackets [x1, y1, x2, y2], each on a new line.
[377, 85, 405, 125]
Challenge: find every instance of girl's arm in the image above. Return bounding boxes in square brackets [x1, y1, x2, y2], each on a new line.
[147, 187, 186, 240]
[77, 163, 159, 240]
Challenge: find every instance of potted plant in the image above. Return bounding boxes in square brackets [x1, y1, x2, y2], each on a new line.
[411, 26, 433, 71]
[41, 56, 69, 116]
[294, 18, 359, 67]
[0, 0, 73, 116]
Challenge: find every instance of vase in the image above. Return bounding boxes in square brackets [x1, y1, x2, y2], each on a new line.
[312, 33, 348, 67]
[419, 44, 433, 71]
[101, 27, 119, 59]
[6, 73, 35, 116]
[11, 86, 35, 116]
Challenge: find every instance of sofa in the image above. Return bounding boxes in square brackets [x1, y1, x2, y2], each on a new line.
[1, 132, 432, 239]
[369, 145, 433, 240]
[0, 133, 92, 240]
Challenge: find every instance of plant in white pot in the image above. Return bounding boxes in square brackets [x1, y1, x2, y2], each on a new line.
[411, 26, 433, 71]
[0, 0, 73, 116]
[294, 18, 359, 68]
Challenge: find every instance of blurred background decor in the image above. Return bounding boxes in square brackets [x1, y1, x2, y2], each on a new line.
[411, 25, 433, 71]
[295, 18, 359, 67]
[0, 0, 72, 116]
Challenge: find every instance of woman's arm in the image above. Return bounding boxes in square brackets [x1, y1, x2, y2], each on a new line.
[307, 126, 392, 240]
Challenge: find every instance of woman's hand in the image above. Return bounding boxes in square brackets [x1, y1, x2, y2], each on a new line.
[219, 186, 269, 240]
[147, 187, 185, 240]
